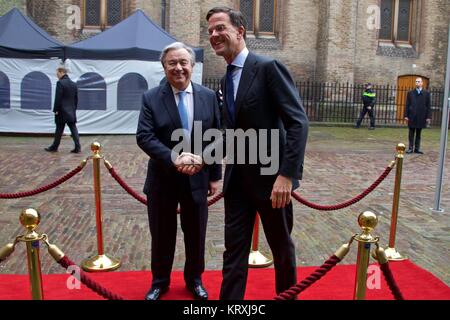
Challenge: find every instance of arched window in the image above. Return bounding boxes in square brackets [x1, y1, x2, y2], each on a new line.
[0, 71, 10, 109]
[117, 73, 148, 111]
[21, 71, 51, 110]
[77, 72, 107, 110]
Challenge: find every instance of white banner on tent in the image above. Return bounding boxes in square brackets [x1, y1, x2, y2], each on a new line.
[0, 58, 62, 133]
[0, 58, 62, 109]
[0, 58, 203, 134]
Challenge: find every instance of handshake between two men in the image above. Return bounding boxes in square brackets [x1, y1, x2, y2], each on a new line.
[173, 152, 219, 196]
[173, 152, 292, 209]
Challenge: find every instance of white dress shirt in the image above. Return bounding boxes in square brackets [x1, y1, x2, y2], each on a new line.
[229, 47, 249, 100]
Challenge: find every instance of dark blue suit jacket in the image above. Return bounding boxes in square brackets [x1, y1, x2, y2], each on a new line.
[53, 74, 78, 124]
[137, 81, 222, 204]
[221, 52, 309, 198]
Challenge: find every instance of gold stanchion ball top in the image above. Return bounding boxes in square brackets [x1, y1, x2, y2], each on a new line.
[396, 143, 406, 152]
[19, 208, 41, 231]
[358, 211, 378, 232]
[91, 142, 102, 152]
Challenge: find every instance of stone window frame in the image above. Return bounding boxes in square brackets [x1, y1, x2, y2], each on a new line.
[238, 0, 283, 50]
[239, 0, 278, 39]
[377, 0, 422, 58]
[82, 0, 124, 31]
[378, 0, 419, 47]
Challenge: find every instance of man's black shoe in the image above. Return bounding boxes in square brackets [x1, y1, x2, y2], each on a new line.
[44, 147, 57, 152]
[70, 149, 81, 153]
[406, 149, 414, 154]
[144, 286, 169, 300]
[414, 150, 424, 154]
[186, 284, 208, 300]
[368, 127, 375, 130]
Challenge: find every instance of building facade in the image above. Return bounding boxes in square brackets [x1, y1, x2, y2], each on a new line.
[1, 0, 449, 87]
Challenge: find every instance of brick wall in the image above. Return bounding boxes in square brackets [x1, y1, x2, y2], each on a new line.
[195, 0, 319, 80]
[0, 0, 25, 15]
[167, 0, 201, 47]
[353, 0, 450, 87]
[134, 0, 161, 26]
[19, 0, 450, 86]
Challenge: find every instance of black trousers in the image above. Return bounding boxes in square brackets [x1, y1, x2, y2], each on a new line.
[356, 107, 375, 127]
[220, 170, 297, 300]
[408, 127, 422, 151]
[147, 175, 208, 289]
[50, 121, 81, 150]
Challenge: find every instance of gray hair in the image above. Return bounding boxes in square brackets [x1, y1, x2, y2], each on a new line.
[160, 42, 196, 67]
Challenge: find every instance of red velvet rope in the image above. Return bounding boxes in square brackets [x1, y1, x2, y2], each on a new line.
[274, 255, 341, 300]
[291, 165, 393, 211]
[106, 166, 225, 210]
[379, 262, 404, 300]
[0, 165, 84, 199]
[207, 192, 224, 206]
[57, 256, 124, 300]
[107, 167, 147, 205]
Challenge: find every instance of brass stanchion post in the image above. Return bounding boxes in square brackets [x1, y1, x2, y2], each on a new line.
[82, 142, 121, 272]
[385, 143, 407, 261]
[19, 208, 44, 300]
[353, 211, 379, 300]
[248, 213, 273, 268]
[0, 243, 16, 262]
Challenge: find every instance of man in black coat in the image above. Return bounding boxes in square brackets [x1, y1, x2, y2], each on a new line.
[207, 7, 309, 300]
[405, 77, 431, 154]
[45, 67, 81, 153]
[137, 42, 221, 300]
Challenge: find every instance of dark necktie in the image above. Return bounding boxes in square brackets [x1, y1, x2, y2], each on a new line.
[226, 64, 236, 124]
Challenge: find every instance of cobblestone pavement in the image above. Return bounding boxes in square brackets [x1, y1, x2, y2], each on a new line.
[0, 127, 449, 287]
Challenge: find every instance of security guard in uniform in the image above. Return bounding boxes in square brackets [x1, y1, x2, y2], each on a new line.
[355, 83, 376, 130]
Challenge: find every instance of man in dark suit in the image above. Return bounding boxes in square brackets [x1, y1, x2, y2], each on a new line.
[45, 67, 81, 153]
[137, 42, 221, 300]
[405, 77, 431, 154]
[206, 7, 309, 300]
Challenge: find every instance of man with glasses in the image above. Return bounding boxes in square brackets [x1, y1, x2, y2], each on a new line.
[405, 77, 431, 154]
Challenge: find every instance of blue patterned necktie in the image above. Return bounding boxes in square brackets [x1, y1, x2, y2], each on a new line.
[226, 64, 236, 124]
[177, 91, 189, 133]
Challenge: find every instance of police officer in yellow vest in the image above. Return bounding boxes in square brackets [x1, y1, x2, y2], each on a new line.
[355, 83, 376, 130]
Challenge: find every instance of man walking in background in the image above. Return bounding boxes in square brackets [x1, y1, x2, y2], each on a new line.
[45, 67, 81, 153]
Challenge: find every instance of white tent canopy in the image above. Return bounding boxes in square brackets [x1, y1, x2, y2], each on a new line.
[0, 9, 204, 134]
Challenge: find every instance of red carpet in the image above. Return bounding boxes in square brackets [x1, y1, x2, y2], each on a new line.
[0, 260, 448, 300]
